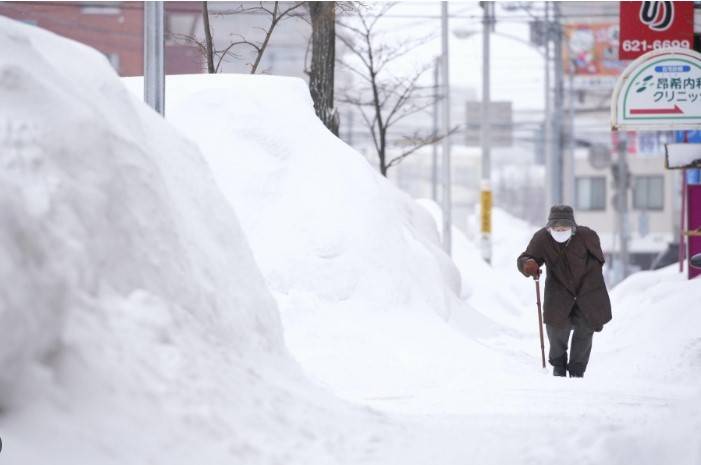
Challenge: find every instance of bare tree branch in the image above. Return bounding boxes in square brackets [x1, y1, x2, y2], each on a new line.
[198, 1, 305, 74]
[386, 126, 461, 169]
[338, 3, 445, 176]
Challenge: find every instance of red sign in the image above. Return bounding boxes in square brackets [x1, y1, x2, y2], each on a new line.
[619, 1, 694, 60]
[564, 24, 624, 76]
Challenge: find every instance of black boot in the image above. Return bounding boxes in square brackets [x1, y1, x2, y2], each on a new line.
[553, 365, 567, 377]
[551, 354, 567, 377]
[568, 361, 585, 378]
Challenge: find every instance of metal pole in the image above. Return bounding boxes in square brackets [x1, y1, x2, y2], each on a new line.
[432, 56, 440, 202]
[567, 49, 576, 206]
[552, 1, 564, 205]
[441, 1, 452, 254]
[480, 1, 492, 264]
[680, 170, 687, 272]
[617, 135, 630, 280]
[679, 131, 689, 273]
[144, 1, 165, 115]
[543, 1, 552, 215]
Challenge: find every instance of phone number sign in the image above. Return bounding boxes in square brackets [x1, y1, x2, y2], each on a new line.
[612, 49, 701, 130]
[619, 1, 694, 60]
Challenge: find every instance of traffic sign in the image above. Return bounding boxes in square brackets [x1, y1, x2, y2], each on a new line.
[465, 101, 512, 147]
[619, 1, 694, 60]
[611, 48, 701, 130]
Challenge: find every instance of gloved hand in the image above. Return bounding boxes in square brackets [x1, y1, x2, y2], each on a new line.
[523, 259, 541, 278]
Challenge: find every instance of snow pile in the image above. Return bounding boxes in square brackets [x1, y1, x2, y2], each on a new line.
[123, 73, 515, 400]
[0, 18, 392, 464]
[591, 266, 701, 464]
[140, 74, 463, 322]
[601, 264, 701, 383]
[0, 22, 281, 389]
[418, 200, 539, 330]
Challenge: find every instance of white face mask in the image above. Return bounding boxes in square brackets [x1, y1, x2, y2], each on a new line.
[549, 228, 572, 243]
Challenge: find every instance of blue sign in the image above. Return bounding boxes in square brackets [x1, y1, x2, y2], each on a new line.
[675, 130, 701, 143]
[688, 169, 701, 185]
[655, 65, 692, 73]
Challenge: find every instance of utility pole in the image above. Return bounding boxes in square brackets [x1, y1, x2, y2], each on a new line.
[567, 41, 576, 206]
[551, 1, 564, 205]
[432, 56, 440, 202]
[543, 1, 552, 215]
[144, 1, 165, 115]
[616, 135, 630, 281]
[480, 1, 493, 264]
[441, 1, 452, 254]
[347, 110, 353, 146]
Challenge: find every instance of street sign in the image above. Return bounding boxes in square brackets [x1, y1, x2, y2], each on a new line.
[480, 188, 492, 234]
[619, 1, 694, 61]
[465, 101, 512, 147]
[611, 48, 701, 130]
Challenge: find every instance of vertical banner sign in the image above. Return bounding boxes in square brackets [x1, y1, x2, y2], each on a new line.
[619, 1, 694, 60]
[480, 189, 492, 234]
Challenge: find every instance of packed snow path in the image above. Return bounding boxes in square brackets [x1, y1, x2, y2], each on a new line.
[280, 264, 701, 465]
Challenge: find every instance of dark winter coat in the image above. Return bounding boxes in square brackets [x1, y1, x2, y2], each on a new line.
[517, 226, 612, 332]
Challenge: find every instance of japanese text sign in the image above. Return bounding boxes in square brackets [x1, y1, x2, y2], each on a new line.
[612, 48, 701, 130]
[619, 1, 694, 60]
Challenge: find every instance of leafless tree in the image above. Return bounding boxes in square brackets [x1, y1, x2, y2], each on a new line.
[202, 1, 216, 73]
[179, 1, 305, 74]
[337, 3, 457, 177]
[307, 1, 339, 135]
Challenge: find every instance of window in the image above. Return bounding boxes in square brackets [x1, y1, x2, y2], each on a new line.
[575, 176, 606, 211]
[81, 2, 121, 14]
[633, 176, 664, 210]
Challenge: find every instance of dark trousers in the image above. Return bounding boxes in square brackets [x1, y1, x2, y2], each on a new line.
[545, 305, 594, 377]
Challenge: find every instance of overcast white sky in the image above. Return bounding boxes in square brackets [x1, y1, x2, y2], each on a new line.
[365, 2, 547, 111]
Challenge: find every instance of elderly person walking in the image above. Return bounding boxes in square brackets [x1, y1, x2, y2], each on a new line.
[517, 205, 612, 378]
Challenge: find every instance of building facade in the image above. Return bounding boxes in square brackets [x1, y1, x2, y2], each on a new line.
[0, 1, 203, 76]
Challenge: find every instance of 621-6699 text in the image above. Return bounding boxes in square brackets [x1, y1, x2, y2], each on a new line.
[621, 39, 691, 54]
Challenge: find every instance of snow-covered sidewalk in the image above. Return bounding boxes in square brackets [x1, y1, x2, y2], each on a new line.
[151, 73, 701, 465]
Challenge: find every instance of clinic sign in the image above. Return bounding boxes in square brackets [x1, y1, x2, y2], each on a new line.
[619, 1, 694, 60]
[612, 48, 701, 130]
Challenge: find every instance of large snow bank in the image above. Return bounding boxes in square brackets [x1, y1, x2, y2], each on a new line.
[137, 75, 463, 322]
[0, 20, 281, 389]
[0, 18, 394, 464]
[601, 264, 701, 382]
[123, 73, 515, 400]
[591, 266, 701, 464]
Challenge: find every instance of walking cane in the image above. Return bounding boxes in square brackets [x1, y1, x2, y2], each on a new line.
[534, 275, 546, 369]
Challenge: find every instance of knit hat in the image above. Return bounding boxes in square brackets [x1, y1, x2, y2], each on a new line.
[546, 205, 576, 228]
